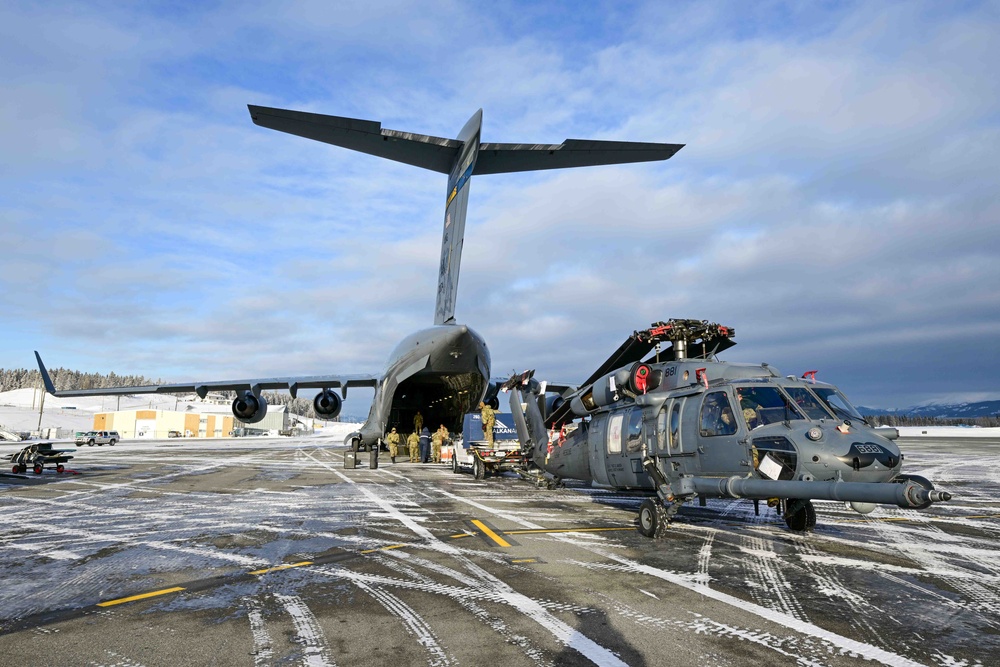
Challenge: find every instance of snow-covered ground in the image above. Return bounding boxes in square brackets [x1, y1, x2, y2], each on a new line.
[896, 425, 1000, 438]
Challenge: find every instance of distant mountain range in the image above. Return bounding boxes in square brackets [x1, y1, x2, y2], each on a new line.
[859, 400, 1000, 419]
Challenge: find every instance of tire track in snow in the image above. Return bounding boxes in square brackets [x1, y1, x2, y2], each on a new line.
[274, 593, 336, 667]
[739, 533, 808, 622]
[352, 580, 452, 666]
[244, 596, 275, 667]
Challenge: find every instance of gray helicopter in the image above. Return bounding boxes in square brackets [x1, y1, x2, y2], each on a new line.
[503, 319, 952, 537]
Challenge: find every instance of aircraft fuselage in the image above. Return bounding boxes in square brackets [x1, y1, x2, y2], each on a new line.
[348, 323, 489, 447]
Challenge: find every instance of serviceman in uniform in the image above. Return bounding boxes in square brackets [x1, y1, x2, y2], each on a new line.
[439, 424, 451, 464]
[480, 401, 496, 447]
[413, 410, 424, 434]
[431, 426, 443, 464]
[407, 430, 420, 462]
[419, 426, 431, 463]
[386, 427, 401, 464]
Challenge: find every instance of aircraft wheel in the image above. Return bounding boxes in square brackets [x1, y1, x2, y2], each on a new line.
[56, 464, 65, 473]
[473, 457, 485, 480]
[783, 499, 817, 532]
[33, 464, 43, 475]
[638, 499, 662, 538]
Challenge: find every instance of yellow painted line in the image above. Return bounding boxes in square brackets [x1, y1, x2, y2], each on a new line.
[360, 544, 407, 554]
[471, 519, 511, 547]
[511, 558, 537, 564]
[249, 560, 314, 575]
[450, 532, 474, 539]
[503, 527, 633, 535]
[97, 586, 185, 607]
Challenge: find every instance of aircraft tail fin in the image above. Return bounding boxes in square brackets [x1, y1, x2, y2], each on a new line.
[248, 105, 683, 325]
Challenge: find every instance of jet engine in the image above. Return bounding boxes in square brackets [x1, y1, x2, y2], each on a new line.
[232, 391, 268, 424]
[540, 393, 564, 421]
[313, 389, 342, 419]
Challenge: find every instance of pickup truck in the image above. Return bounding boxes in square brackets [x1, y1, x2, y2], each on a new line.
[75, 430, 120, 446]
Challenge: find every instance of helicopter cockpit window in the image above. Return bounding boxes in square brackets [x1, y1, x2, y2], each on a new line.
[626, 409, 644, 452]
[736, 386, 805, 429]
[700, 391, 737, 437]
[812, 387, 864, 421]
[784, 386, 833, 420]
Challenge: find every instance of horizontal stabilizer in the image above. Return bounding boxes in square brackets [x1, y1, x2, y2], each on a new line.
[248, 105, 683, 176]
[248, 105, 460, 173]
[474, 139, 683, 175]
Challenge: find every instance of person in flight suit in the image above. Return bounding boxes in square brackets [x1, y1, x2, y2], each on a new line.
[386, 427, 401, 464]
[480, 401, 496, 447]
[419, 427, 431, 463]
[413, 410, 424, 434]
[407, 431, 420, 462]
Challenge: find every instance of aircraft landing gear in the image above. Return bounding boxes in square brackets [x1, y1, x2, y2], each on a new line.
[638, 499, 668, 538]
[783, 499, 817, 531]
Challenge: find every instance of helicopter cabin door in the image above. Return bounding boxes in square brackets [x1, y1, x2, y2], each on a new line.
[695, 388, 749, 476]
[605, 408, 651, 489]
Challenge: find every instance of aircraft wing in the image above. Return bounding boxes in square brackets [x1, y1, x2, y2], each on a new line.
[34, 352, 378, 400]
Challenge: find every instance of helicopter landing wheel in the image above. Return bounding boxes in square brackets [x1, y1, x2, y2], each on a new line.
[783, 499, 817, 532]
[638, 499, 669, 539]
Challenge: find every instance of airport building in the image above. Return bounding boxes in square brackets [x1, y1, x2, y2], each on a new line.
[92, 404, 314, 439]
[93, 408, 237, 439]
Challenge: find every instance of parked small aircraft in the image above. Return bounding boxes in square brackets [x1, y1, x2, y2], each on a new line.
[503, 319, 953, 536]
[35, 107, 682, 450]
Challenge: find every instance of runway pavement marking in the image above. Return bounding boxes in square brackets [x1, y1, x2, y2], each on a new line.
[503, 527, 633, 535]
[96, 586, 186, 607]
[471, 519, 511, 547]
[249, 560, 314, 575]
[361, 544, 407, 554]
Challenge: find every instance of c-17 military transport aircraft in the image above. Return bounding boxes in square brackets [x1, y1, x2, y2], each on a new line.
[35, 106, 683, 450]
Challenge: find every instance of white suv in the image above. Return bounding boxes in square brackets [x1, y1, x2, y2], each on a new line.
[76, 430, 120, 446]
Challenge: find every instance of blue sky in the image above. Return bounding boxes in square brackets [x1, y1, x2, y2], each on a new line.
[2, 0, 998, 413]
